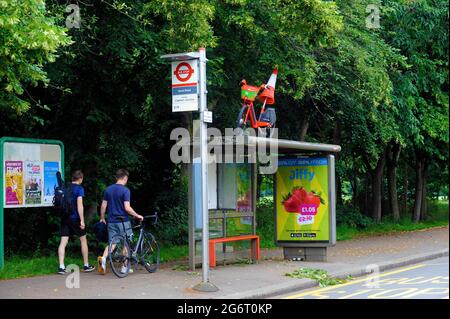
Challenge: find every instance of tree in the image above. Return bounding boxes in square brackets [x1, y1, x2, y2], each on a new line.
[309, 0, 404, 222]
[383, 0, 449, 222]
[0, 0, 72, 113]
[0, 0, 447, 253]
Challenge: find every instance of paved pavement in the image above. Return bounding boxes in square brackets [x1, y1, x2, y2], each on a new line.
[0, 226, 448, 299]
[275, 256, 449, 299]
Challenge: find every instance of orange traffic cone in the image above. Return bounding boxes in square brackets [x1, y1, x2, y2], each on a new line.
[258, 68, 278, 105]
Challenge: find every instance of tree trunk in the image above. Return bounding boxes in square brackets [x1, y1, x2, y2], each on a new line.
[336, 175, 343, 206]
[363, 177, 370, 215]
[351, 175, 358, 207]
[402, 163, 409, 214]
[371, 151, 386, 223]
[420, 165, 428, 220]
[299, 119, 309, 141]
[333, 122, 343, 206]
[381, 174, 387, 215]
[386, 142, 401, 221]
[412, 154, 425, 223]
[387, 165, 400, 221]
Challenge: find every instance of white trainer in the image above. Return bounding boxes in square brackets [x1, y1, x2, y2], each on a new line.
[120, 266, 133, 274]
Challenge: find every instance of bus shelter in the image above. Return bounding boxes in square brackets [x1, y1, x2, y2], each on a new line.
[186, 135, 341, 270]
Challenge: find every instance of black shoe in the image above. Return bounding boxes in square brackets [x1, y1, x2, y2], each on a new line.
[83, 264, 95, 272]
[57, 267, 67, 275]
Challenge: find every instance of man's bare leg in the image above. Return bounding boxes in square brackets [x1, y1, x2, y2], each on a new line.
[79, 235, 89, 265]
[58, 236, 69, 269]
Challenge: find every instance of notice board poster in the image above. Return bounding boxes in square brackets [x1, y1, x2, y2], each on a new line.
[276, 157, 329, 242]
[43, 161, 59, 204]
[236, 163, 252, 213]
[5, 161, 24, 205]
[24, 161, 42, 205]
[2, 140, 63, 208]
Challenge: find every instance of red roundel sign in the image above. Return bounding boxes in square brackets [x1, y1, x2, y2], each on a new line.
[174, 62, 194, 82]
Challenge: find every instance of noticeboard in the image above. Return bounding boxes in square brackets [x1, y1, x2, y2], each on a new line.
[0, 137, 64, 269]
[275, 155, 336, 246]
[1, 138, 64, 208]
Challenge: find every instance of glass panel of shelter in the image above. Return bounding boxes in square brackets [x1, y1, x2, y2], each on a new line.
[194, 161, 256, 263]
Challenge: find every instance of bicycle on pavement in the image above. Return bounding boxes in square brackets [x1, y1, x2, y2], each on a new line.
[108, 212, 160, 278]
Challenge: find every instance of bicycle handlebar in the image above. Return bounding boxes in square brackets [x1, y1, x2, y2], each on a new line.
[141, 212, 158, 226]
[132, 215, 157, 231]
[240, 79, 266, 89]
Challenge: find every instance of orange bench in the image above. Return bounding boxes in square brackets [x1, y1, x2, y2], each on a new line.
[209, 235, 260, 267]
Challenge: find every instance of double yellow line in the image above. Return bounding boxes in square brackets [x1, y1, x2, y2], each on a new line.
[284, 264, 427, 299]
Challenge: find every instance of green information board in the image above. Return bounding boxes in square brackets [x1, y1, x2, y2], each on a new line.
[0, 137, 64, 269]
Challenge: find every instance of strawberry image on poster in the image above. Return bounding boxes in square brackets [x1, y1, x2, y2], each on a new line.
[281, 186, 324, 215]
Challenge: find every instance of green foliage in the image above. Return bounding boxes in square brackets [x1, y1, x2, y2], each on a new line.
[337, 200, 449, 241]
[383, 0, 449, 160]
[285, 267, 347, 287]
[256, 197, 276, 248]
[0, 0, 72, 113]
[0, 0, 448, 255]
[0, 254, 82, 280]
[153, 164, 189, 246]
[143, 0, 216, 51]
[336, 204, 374, 229]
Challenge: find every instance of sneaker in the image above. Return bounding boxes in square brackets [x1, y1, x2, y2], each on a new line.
[83, 264, 95, 272]
[57, 267, 67, 275]
[97, 256, 106, 275]
[120, 266, 133, 274]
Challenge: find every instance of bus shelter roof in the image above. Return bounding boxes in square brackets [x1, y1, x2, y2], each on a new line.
[186, 136, 341, 155]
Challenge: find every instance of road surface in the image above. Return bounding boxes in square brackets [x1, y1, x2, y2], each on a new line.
[276, 256, 449, 299]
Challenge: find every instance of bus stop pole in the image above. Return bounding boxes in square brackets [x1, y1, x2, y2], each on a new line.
[194, 47, 219, 292]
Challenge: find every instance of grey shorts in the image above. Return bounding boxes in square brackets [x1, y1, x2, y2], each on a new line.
[108, 221, 133, 244]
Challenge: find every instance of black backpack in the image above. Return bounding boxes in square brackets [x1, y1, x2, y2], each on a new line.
[53, 171, 74, 218]
[93, 221, 108, 243]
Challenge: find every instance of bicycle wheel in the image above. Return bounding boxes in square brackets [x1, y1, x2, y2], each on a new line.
[108, 235, 131, 278]
[140, 232, 160, 273]
[236, 105, 249, 130]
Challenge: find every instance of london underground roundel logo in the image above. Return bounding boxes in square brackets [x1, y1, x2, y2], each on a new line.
[174, 62, 194, 82]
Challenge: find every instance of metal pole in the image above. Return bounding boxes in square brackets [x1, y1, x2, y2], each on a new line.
[193, 47, 219, 292]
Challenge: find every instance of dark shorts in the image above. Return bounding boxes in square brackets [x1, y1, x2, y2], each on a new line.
[61, 218, 86, 237]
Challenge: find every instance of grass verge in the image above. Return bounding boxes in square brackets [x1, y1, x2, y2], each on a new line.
[0, 244, 189, 280]
[337, 200, 449, 241]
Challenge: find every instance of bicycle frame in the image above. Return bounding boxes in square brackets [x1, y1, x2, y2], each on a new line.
[118, 221, 147, 261]
[108, 214, 159, 278]
[242, 98, 273, 129]
[238, 68, 278, 132]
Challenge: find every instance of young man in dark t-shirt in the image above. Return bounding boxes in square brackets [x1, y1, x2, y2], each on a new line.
[57, 170, 95, 274]
[98, 169, 143, 274]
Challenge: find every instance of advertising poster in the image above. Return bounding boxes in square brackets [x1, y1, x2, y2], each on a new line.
[5, 161, 24, 205]
[43, 161, 59, 204]
[24, 161, 42, 205]
[276, 157, 329, 242]
[236, 164, 252, 213]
